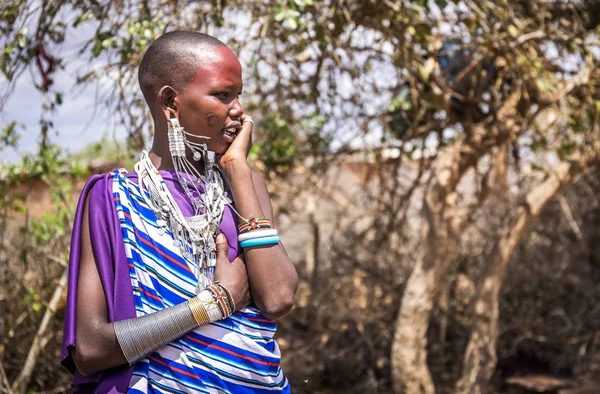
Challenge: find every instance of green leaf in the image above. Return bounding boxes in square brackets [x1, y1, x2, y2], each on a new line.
[91, 42, 102, 57]
[102, 37, 116, 48]
[1, 121, 22, 149]
[536, 79, 549, 93]
[417, 63, 431, 82]
[531, 163, 546, 173]
[557, 140, 577, 159]
[287, 17, 298, 30]
[17, 34, 27, 48]
[274, 11, 286, 21]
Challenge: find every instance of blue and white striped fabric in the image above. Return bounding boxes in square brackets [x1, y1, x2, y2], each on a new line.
[111, 170, 290, 393]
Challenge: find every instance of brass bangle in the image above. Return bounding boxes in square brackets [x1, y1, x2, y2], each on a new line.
[187, 296, 210, 325]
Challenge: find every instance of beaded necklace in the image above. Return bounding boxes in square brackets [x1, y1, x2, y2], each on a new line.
[133, 151, 231, 291]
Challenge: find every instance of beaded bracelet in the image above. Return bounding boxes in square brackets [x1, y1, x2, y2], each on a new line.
[197, 287, 222, 322]
[215, 281, 236, 314]
[238, 223, 271, 234]
[208, 284, 230, 318]
[237, 216, 270, 229]
[114, 279, 240, 366]
[238, 228, 278, 242]
[238, 217, 271, 234]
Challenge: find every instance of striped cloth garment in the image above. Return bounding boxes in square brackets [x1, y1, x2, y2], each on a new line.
[111, 169, 290, 393]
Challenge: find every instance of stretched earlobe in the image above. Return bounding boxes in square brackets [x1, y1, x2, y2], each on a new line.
[158, 85, 179, 120]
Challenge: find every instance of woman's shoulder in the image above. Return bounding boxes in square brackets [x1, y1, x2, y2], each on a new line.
[82, 169, 133, 203]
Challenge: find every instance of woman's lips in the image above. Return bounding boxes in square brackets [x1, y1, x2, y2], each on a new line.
[223, 129, 237, 142]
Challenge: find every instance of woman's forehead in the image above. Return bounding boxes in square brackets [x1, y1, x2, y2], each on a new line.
[189, 46, 242, 88]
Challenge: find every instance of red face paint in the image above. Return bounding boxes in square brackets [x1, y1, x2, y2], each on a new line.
[177, 46, 244, 154]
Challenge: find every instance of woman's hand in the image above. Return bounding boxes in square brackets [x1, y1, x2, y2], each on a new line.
[213, 233, 251, 311]
[216, 114, 253, 175]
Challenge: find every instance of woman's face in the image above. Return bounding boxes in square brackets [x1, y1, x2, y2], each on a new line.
[175, 47, 244, 155]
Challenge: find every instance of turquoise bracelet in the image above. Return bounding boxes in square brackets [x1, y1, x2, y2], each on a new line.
[239, 235, 280, 248]
[238, 229, 278, 242]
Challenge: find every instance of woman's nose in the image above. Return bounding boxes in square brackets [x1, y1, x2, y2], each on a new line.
[229, 99, 243, 118]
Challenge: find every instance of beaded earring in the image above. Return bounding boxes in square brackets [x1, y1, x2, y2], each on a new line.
[167, 117, 211, 216]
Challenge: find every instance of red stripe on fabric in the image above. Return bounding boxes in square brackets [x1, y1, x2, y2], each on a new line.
[136, 287, 162, 301]
[125, 219, 192, 274]
[185, 335, 280, 367]
[149, 356, 199, 380]
[245, 317, 275, 323]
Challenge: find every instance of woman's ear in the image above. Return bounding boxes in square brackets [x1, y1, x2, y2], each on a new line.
[158, 86, 179, 120]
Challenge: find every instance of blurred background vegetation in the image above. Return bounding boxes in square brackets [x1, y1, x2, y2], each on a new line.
[1, 1, 600, 393]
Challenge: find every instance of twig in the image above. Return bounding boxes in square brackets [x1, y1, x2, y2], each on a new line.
[0, 359, 14, 394]
[557, 195, 584, 242]
[516, 30, 545, 45]
[45, 255, 67, 267]
[10, 267, 68, 394]
[7, 311, 28, 339]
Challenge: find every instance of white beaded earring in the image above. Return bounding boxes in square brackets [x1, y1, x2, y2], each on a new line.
[167, 117, 212, 216]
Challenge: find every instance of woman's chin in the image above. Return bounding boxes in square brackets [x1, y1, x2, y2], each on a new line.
[207, 142, 230, 156]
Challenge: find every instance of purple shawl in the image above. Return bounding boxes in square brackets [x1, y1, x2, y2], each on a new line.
[61, 171, 239, 393]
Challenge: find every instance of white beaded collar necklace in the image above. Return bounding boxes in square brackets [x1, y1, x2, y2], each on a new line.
[133, 151, 231, 291]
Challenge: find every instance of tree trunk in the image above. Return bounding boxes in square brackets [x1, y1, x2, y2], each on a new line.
[456, 162, 581, 394]
[389, 64, 588, 394]
[392, 259, 437, 394]
[391, 143, 465, 394]
[391, 206, 463, 394]
[305, 195, 320, 321]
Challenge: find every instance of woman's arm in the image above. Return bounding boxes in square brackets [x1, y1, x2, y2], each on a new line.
[222, 165, 298, 319]
[74, 194, 128, 376]
[218, 118, 299, 320]
[73, 194, 249, 376]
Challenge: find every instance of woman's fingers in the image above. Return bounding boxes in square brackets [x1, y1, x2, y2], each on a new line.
[239, 115, 254, 156]
[215, 233, 229, 263]
[228, 114, 253, 157]
[215, 115, 254, 170]
[213, 234, 250, 309]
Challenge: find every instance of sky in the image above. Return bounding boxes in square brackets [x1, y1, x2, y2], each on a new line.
[0, 5, 399, 166]
[0, 1, 454, 166]
[2, 66, 125, 163]
[4, 3, 596, 166]
[1, 11, 127, 165]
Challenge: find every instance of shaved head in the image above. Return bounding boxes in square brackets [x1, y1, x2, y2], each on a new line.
[138, 31, 228, 104]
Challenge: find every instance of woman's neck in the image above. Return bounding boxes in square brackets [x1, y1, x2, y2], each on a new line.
[148, 118, 205, 173]
[148, 140, 205, 174]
